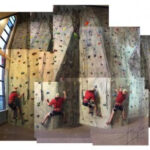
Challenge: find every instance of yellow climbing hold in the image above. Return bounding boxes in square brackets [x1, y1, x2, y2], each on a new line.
[63, 27, 66, 31]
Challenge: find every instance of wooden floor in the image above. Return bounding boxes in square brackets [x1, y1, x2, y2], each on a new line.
[0, 123, 35, 141]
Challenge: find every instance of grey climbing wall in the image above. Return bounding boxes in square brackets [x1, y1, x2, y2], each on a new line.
[79, 8, 110, 77]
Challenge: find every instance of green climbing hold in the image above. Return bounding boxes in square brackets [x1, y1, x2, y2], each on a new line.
[74, 32, 78, 39]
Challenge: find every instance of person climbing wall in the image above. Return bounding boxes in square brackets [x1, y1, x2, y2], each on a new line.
[106, 87, 128, 125]
[82, 87, 102, 116]
[8, 87, 24, 124]
[41, 91, 67, 126]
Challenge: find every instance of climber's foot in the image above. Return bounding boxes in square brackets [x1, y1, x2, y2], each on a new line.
[41, 122, 44, 126]
[106, 121, 111, 125]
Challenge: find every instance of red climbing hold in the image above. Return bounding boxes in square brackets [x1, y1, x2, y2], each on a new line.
[84, 21, 89, 26]
[98, 42, 101, 45]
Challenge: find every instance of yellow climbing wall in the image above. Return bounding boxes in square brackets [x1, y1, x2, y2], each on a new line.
[8, 49, 40, 129]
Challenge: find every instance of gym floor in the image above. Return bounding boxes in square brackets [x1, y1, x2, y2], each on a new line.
[0, 123, 35, 141]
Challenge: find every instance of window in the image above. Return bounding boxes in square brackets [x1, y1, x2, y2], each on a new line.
[0, 66, 5, 110]
[5, 25, 11, 34]
[0, 37, 5, 49]
[0, 15, 16, 110]
[1, 30, 8, 42]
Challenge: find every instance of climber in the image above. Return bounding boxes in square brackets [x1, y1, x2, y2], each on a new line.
[106, 87, 128, 125]
[82, 88, 101, 116]
[8, 87, 24, 124]
[41, 91, 67, 125]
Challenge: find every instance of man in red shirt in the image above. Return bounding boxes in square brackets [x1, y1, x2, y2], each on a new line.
[8, 87, 24, 124]
[82, 88, 101, 116]
[41, 91, 67, 125]
[106, 87, 128, 125]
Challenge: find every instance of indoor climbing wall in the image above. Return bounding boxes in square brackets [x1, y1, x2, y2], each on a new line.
[8, 49, 40, 129]
[34, 79, 79, 131]
[111, 78, 130, 127]
[106, 27, 141, 78]
[11, 13, 30, 49]
[30, 13, 52, 50]
[79, 78, 111, 128]
[52, 12, 75, 79]
[141, 36, 150, 89]
[111, 77, 146, 127]
[128, 77, 146, 119]
[79, 8, 110, 77]
[38, 51, 54, 82]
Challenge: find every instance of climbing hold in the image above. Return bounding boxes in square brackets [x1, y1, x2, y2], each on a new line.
[98, 42, 101, 45]
[30, 114, 34, 117]
[62, 27, 66, 31]
[32, 52, 37, 55]
[84, 21, 89, 26]
[32, 73, 36, 76]
[46, 92, 50, 94]
[21, 72, 25, 75]
[73, 32, 78, 39]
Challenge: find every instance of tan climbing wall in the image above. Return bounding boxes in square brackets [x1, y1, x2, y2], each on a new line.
[8, 49, 40, 129]
[34, 79, 79, 131]
[79, 8, 110, 77]
[79, 78, 111, 128]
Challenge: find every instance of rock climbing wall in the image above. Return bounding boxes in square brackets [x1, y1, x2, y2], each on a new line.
[11, 13, 30, 49]
[111, 77, 147, 127]
[107, 28, 141, 78]
[79, 8, 110, 77]
[141, 36, 150, 89]
[79, 78, 111, 128]
[34, 79, 79, 131]
[110, 78, 130, 127]
[8, 49, 40, 129]
[128, 78, 145, 119]
[140, 36, 150, 125]
[30, 13, 52, 50]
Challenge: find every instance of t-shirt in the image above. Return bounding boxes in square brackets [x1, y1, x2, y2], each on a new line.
[48, 97, 65, 111]
[83, 90, 95, 103]
[115, 91, 126, 104]
[8, 91, 19, 104]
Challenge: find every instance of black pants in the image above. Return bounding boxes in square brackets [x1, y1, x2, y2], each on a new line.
[113, 104, 123, 112]
[8, 97, 22, 120]
[49, 111, 63, 117]
[83, 101, 95, 108]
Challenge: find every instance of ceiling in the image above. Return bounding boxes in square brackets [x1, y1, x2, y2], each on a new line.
[0, 12, 17, 20]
